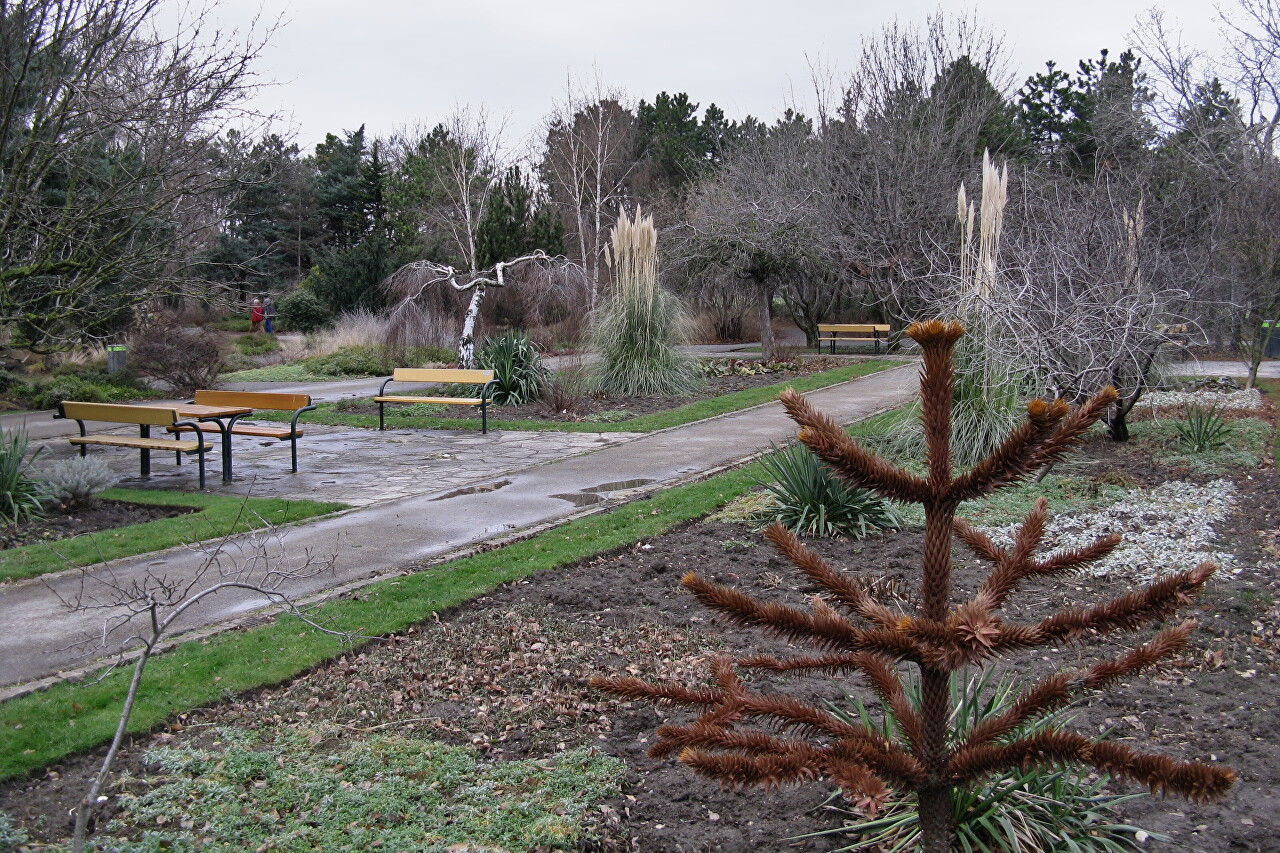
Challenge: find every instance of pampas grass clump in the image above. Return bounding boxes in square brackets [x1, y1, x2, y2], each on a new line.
[589, 208, 701, 397]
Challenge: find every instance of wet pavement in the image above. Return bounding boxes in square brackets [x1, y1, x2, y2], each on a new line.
[0, 363, 919, 693]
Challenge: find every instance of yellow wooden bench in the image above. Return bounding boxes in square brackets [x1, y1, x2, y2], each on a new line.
[56, 401, 214, 489]
[168, 390, 316, 473]
[816, 323, 892, 354]
[374, 368, 497, 433]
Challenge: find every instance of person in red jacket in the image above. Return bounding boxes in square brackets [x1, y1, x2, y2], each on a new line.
[249, 298, 264, 333]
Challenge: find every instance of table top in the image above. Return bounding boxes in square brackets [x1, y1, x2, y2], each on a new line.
[166, 404, 253, 418]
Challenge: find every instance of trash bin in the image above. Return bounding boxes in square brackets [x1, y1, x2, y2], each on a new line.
[1265, 322, 1280, 358]
[106, 344, 127, 374]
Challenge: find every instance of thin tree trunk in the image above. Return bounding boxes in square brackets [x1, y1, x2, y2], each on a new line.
[758, 284, 775, 359]
[72, 638, 156, 852]
[458, 284, 485, 368]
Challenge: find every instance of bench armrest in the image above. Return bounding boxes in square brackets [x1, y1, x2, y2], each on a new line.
[290, 404, 317, 433]
[378, 375, 395, 396]
[479, 378, 497, 401]
[174, 419, 208, 440]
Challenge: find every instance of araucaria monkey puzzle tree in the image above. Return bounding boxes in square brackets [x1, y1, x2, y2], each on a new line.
[593, 320, 1234, 852]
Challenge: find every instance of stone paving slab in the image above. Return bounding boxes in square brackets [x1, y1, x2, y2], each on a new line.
[28, 424, 638, 507]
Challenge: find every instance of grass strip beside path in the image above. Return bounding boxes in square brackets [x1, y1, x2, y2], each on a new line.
[0, 489, 347, 583]
[265, 360, 901, 433]
[0, 465, 760, 781]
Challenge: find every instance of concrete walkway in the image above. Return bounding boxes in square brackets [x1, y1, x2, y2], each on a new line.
[0, 363, 918, 692]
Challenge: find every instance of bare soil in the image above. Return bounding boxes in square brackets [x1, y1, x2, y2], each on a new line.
[0, 499, 196, 553]
[2, 415, 1278, 851]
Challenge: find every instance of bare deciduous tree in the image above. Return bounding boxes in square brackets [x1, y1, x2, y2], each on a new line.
[0, 0, 274, 355]
[539, 76, 638, 309]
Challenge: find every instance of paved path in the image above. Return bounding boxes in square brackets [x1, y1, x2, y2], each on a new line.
[0, 363, 918, 692]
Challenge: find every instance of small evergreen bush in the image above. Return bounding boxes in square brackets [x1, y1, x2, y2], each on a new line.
[39, 456, 121, 508]
[477, 331, 550, 405]
[234, 334, 281, 356]
[278, 289, 332, 333]
[303, 344, 393, 377]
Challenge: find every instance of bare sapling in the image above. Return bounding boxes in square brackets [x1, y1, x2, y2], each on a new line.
[594, 320, 1234, 852]
[51, 504, 352, 852]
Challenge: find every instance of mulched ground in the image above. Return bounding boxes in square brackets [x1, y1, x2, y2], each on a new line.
[3, 406, 1278, 851]
[0, 500, 196, 553]
[338, 357, 861, 423]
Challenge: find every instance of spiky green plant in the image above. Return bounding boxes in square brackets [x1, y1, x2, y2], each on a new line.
[808, 670, 1159, 852]
[477, 330, 550, 405]
[1174, 403, 1233, 453]
[589, 208, 702, 397]
[756, 443, 901, 538]
[0, 424, 49, 525]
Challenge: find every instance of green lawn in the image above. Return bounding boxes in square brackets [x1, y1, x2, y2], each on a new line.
[0, 489, 348, 583]
[266, 360, 903, 433]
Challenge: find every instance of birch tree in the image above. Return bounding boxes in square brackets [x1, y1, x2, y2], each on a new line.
[539, 77, 638, 309]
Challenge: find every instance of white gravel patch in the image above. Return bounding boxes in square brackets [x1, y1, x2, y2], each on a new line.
[1141, 388, 1264, 411]
[982, 479, 1238, 583]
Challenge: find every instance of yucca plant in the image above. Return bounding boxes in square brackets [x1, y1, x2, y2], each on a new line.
[1174, 402, 1233, 453]
[809, 670, 1158, 852]
[756, 442, 901, 539]
[476, 330, 550, 405]
[594, 321, 1233, 853]
[589, 208, 702, 397]
[0, 424, 50, 525]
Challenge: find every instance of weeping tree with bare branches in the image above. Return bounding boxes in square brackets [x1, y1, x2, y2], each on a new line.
[383, 109, 570, 366]
[595, 320, 1233, 852]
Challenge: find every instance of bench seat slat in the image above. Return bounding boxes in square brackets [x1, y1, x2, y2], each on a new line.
[69, 435, 212, 452]
[373, 395, 482, 405]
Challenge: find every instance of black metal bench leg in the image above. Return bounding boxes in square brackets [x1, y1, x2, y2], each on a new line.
[140, 425, 151, 478]
[481, 401, 487, 434]
[379, 402, 385, 430]
[291, 435, 298, 473]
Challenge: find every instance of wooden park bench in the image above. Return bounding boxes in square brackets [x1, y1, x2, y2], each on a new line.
[56, 401, 214, 489]
[816, 323, 892, 354]
[374, 368, 497, 433]
[168, 391, 317, 473]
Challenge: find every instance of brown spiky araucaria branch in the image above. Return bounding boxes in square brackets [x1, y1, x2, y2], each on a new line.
[592, 320, 1235, 852]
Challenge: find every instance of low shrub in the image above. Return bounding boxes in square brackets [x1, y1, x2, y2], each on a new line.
[278, 289, 332, 333]
[0, 425, 49, 525]
[303, 344, 393, 377]
[754, 442, 900, 538]
[130, 326, 224, 395]
[233, 334, 281, 356]
[541, 360, 590, 416]
[7, 370, 155, 410]
[38, 456, 121, 508]
[476, 330, 550, 405]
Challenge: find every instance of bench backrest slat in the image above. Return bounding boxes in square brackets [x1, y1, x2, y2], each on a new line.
[60, 401, 176, 426]
[193, 390, 312, 411]
[817, 323, 891, 333]
[390, 368, 495, 385]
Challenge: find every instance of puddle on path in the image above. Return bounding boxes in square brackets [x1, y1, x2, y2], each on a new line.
[551, 492, 605, 507]
[430, 479, 512, 501]
[586, 478, 655, 493]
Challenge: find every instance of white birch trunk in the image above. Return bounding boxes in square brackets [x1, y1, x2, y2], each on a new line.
[457, 283, 486, 369]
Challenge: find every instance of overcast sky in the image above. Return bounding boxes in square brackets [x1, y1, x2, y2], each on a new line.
[205, 0, 1224, 155]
